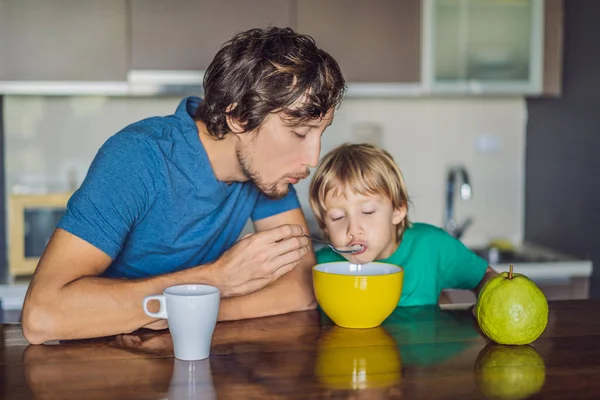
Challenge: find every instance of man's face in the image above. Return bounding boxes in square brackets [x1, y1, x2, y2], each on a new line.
[323, 187, 406, 264]
[236, 108, 334, 199]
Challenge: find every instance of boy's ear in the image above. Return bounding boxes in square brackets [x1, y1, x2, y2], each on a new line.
[225, 103, 245, 134]
[392, 205, 407, 225]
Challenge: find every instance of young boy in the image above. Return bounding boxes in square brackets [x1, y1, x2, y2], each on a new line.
[308, 143, 497, 307]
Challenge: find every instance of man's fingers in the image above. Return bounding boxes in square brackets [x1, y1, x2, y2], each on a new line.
[272, 235, 310, 255]
[269, 246, 308, 273]
[258, 224, 305, 244]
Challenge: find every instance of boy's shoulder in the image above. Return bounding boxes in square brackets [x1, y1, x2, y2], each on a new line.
[405, 222, 450, 239]
[403, 222, 465, 254]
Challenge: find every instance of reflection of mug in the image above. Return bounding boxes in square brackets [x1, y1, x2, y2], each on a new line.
[143, 284, 220, 361]
[168, 359, 216, 400]
[315, 326, 402, 390]
[475, 343, 546, 400]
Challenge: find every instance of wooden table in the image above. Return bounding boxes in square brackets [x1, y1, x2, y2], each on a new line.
[2, 299, 600, 399]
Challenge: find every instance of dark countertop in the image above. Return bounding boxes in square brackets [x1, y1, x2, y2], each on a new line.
[2, 299, 600, 399]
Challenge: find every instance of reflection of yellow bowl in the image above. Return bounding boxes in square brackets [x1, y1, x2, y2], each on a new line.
[315, 326, 402, 390]
[313, 262, 404, 329]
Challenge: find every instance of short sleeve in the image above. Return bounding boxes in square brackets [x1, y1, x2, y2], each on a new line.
[57, 134, 157, 259]
[251, 185, 301, 221]
[438, 231, 488, 290]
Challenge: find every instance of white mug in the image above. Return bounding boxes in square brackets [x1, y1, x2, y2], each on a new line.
[143, 284, 220, 361]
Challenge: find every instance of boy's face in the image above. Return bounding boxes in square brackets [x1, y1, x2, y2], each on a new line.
[322, 187, 406, 264]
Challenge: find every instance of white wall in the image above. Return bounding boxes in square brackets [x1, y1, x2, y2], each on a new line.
[3, 95, 526, 247]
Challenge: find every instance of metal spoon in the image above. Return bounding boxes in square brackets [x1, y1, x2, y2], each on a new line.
[304, 235, 364, 255]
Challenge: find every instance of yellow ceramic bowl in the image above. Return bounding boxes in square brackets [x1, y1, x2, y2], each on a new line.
[313, 262, 404, 329]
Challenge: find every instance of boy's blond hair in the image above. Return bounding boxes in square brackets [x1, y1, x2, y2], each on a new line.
[309, 143, 411, 240]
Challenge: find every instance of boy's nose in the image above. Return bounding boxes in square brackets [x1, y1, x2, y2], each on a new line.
[346, 219, 363, 239]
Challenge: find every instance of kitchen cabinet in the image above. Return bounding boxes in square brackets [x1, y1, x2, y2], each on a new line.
[422, 0, 545, 94]
[0, 0, 564, 97]
[0, 0, 128, 81]
[130, 0, 294, 71]
[542, 0, 563, 96]
[296, 0, 421, 83]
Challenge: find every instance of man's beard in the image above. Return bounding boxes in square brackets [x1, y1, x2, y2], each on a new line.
[237, 147, 289, 200]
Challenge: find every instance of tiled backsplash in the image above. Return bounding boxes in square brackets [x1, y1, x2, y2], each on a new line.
[4, 95, 526, 246]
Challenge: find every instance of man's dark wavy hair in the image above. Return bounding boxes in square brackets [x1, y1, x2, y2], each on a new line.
[195, 27, 346, 138]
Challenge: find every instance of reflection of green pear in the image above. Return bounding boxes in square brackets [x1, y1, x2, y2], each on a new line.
[475, 343, 546, 400]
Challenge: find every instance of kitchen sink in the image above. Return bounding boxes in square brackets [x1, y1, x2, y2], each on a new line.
[470, 246, 564, 264]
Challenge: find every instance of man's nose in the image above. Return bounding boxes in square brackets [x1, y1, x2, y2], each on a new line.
[305, 136, 321, 168]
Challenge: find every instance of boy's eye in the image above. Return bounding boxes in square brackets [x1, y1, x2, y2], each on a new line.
[362, 211, 375, 215]
[330, 215, 344, 222]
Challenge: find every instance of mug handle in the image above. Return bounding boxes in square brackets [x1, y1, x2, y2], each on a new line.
[143, 295, 167, 319]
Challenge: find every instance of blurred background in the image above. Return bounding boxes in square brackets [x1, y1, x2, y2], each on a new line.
[0, 0, 598, 320]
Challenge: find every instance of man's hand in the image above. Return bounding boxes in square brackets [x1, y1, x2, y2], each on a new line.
[207, 224, 309, 297]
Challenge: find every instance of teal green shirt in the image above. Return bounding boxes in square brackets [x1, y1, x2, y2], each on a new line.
[315, 223, 488, 307]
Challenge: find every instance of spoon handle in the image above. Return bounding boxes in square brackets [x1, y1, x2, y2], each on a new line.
[304, 235, 328, 245]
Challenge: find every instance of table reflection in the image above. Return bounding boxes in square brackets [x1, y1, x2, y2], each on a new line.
[20, 306, 545, 399]
[22, 336, 173, 399]
[169, 359, 216, 400]
[314, 325, 402, 399]
[474, 343, 546, 400]
[111, 331, 218, 400]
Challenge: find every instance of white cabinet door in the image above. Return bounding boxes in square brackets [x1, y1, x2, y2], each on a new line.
[422, 0, 544, 94]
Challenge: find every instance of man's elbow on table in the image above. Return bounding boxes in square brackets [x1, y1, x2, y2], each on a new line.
[22, 292, 61, 345]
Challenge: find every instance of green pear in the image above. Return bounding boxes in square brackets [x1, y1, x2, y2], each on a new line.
[477, 265, 548, 345]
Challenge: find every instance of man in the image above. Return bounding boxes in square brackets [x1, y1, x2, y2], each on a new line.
[22, 27, 346, 344]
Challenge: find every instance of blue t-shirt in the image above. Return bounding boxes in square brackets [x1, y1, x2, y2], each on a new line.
[58, 97, 301, 278]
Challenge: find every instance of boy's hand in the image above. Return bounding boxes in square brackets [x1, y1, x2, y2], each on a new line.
[473, 266, 498, 297]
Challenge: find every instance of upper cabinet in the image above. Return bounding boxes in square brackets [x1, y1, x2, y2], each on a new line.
[130, 0, 294, 71]
[296, 0, 421, 84]
[422, 0, 545, 94]
[0, 0, 128, 81]
[0, 0, 563, 96]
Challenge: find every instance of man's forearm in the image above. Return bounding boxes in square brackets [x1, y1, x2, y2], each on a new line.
[217, 255, 317, 321]
[22, 266, 215, 344]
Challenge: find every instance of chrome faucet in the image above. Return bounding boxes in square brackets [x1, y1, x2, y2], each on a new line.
[444, 166, 473, 239]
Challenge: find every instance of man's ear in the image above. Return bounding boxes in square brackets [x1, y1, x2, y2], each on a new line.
[225, 103, 245, 134]
[392, 205, 407, 225]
